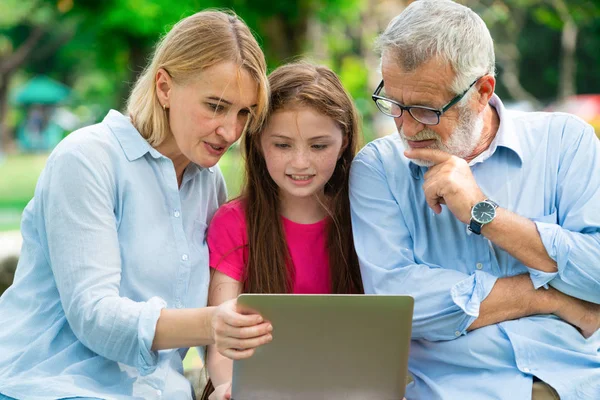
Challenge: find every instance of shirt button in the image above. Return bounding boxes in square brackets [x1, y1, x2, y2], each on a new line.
[156, 389, 162, 396]
[173, 210, 180, 218]
[181, 254, 189, 261]
[175, 301, 183, 309]
[455, 331, 461, 337]
[476, 263, 483, 270]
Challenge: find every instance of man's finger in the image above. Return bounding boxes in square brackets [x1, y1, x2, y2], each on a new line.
[422, 180, 443, 214]
[404, 148, 453, 165]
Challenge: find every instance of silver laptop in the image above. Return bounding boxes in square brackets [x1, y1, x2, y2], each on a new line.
[231, 294, 414, 400]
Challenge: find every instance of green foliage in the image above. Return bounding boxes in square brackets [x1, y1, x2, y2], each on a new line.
[532, 7, 563, 31]
[1, 0, 599, 219]
[468, 0, 600, 102]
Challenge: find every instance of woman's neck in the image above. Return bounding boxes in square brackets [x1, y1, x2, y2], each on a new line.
[279, 192, 328, 224]
[155, 137, 190, 188]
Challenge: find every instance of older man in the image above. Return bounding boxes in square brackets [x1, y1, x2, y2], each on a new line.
[349, 1, 600, 399]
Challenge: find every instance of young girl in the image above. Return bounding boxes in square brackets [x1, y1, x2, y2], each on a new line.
[203, 62, 364, 399]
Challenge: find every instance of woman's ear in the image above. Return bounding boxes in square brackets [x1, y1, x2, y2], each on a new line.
[156, 68, 172, 108]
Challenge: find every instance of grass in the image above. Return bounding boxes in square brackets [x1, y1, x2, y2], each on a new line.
[0, 153, 48, 231]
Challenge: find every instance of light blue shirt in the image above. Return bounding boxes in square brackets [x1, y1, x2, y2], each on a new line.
[349, 95, 600, 400]
[0, 110, 226, 400]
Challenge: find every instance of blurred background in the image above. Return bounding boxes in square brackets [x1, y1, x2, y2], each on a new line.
[1, 0, 600, 386]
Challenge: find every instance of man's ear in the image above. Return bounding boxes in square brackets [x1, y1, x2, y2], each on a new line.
[156, 68, 172, 108]
[476, 75, 496, 111]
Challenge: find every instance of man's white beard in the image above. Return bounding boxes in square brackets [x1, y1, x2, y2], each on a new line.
[400, 106, 484, 167]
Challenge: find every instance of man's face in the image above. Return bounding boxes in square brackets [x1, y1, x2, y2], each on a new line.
[380, 54, 484, 166]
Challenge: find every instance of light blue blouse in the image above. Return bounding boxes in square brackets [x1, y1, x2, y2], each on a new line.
[0, 110, 226, 400]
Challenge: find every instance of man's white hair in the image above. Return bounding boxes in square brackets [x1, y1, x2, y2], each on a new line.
[376, 0, 495, 96]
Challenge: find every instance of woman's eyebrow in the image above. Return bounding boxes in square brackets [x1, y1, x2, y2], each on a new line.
[206, 96, 232, 105]
[206, 96, 257, 109]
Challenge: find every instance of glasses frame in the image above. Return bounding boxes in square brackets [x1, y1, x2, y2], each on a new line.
[371, 77, 482, 126]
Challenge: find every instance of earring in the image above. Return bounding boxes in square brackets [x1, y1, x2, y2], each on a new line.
[163, 104, 167, 111]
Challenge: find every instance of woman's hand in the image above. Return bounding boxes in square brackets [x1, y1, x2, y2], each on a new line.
[211, 298, 273, 359]
[208, 381, 232, 400]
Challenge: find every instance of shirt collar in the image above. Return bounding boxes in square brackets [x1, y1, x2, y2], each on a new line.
[104, 110, 162, 161]
[103, 110, 214, 176]
[407, 93, 523, 177]
[471, 94, 524, 166]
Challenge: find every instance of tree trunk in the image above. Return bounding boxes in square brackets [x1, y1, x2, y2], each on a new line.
[495, 43, 542, 108]
[0, 27, 46, 152]
[554, 0, 578, 101]
[0, 73, 11, 152]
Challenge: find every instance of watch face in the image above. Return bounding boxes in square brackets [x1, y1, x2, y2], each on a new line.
[472, 201, 496, 224]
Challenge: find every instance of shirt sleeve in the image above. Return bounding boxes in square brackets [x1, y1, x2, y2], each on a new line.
[349, 149, 498, 342]
[207, 203, 247, 281]
[533, 119, 600, 304]
[41, 145, 166, 376]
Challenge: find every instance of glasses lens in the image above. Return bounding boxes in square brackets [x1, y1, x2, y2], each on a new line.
[376, 99, 402, 117]
[410, 108, 439, 125]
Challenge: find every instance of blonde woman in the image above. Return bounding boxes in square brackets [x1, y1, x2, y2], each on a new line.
[0, 11, 272, 400]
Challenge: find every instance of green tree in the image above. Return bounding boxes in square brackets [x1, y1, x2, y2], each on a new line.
[0, 0, 76, 150]
[465, 0, 600, 103]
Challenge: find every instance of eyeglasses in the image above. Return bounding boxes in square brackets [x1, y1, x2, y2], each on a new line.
[371, 77, 482, 126]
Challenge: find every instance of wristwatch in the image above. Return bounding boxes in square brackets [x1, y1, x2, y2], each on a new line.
[468, 199, 498, 235]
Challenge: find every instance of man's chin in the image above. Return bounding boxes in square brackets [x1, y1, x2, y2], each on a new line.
[401, 139, 437, 167]
[409, 158, 434, 167]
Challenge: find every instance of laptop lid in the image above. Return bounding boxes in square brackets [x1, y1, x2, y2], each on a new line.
[231, 294, 414, 400]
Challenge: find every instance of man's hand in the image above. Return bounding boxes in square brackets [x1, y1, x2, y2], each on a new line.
[552, 292, 600, 339]
[211, 298, 273, 359]
[405, 148, 485, 223]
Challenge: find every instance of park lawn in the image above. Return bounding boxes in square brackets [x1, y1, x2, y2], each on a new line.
[0, 148, 244, 232]
[0, 153, 48, 209]
[0, 154, 48, 231]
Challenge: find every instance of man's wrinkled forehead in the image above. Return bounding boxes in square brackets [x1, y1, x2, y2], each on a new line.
[380, 53, 455, 102]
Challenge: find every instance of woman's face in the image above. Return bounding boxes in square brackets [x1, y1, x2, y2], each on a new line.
[260, 106, 346, 202]
[157, 61, 258, 168]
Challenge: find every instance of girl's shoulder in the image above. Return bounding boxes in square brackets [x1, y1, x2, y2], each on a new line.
[210, 198, 247, 230]
[215, 198, 245, 217]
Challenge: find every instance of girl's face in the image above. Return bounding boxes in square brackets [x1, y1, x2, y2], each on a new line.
[156, 61, 258, 168]
[260, 107, 346, 203]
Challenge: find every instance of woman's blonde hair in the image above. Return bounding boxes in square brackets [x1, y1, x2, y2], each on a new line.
[127, 10, 269, 146]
